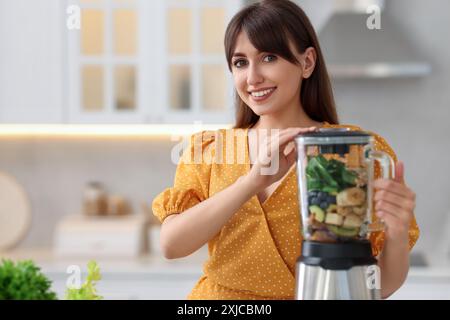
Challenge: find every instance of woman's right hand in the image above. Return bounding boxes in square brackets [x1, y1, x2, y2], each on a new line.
[243, 127, 319, 194]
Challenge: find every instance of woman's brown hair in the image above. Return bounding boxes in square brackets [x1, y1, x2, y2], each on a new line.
[224, 0, 339, 128]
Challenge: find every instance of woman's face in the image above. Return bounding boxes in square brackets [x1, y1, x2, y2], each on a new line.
[231, 31, 311, 117]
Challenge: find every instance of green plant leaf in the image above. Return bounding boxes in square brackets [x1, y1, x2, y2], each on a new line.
[0, 259, 57, 300]
[65, 260, 103, 300]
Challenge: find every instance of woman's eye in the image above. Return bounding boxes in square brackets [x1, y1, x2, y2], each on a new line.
[264, 55, 277, 62]
[233, 59, 247, 68]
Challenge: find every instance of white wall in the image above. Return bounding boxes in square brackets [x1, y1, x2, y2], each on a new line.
[0, 0, 64, 123]
[328, 0, 450, 255]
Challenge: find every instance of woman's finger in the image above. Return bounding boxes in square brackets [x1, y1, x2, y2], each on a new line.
[375, 200, 413, 224]
[376, 211, 410, 238]
[374, 179, 415, 199]
[258, 127, 316, 166]
[374, 190, 416, 212]
[270, 127, 317, 150]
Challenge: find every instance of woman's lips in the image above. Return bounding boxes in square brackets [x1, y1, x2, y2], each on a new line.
[249, 87, 276, 103]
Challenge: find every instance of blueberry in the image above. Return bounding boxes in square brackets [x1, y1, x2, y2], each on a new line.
[327, 195, 336, 204]
[319, 201, 328, 210]
[308, 191, 318, 197]
[310, 197, 320, 206]
[318, 192, 327, 201]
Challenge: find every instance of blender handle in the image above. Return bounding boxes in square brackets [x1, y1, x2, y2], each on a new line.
[366, 150, 395, 232]
[370, 150, 395, 179]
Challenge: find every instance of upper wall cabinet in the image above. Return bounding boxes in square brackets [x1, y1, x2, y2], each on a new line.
[0, 0, 64, 123]
[67, 0, 242, 124]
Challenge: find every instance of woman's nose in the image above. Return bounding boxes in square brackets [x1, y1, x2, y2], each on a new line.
[246, 64, 264, 86]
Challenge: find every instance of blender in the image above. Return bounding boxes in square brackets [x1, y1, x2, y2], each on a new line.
[294, 128, 394, 300]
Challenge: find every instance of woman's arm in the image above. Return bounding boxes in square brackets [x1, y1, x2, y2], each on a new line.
[160, 174, 256, 259]
[378, 234, 410, 299]
[373, 161, 416, 299]
[160, 127, 317, 259]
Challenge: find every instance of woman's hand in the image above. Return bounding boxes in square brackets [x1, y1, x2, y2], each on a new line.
[243, 127, 318, 194]
[373, 161, 416, 243]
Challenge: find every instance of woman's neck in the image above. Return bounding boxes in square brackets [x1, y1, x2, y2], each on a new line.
[251, 104, 324, 130]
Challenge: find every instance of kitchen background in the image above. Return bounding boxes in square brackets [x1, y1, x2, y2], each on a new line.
[0, 0, 449, 299]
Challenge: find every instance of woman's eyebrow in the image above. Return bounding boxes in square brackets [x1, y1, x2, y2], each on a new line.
[232, 51, 263, 58]
[232, 52, 247, 58]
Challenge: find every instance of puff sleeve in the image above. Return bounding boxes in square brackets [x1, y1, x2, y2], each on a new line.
[151, 130, 216, 223]
[368, 132, 420, 257]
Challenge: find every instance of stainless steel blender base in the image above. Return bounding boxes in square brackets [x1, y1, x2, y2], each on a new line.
[295, 263, 381, 300]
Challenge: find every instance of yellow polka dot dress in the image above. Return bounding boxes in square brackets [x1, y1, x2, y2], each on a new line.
[152, 122, 420, 300]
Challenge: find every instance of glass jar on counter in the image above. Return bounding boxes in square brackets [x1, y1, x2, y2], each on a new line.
[83, 182, 108, 216]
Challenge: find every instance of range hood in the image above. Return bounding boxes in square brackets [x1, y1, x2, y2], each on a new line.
[317, 0, 431, 79]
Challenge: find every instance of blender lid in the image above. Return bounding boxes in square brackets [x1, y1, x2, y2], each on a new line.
[295, 128, 372, 145]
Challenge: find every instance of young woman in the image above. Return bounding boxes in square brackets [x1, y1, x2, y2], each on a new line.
[152, 0, 419, 300]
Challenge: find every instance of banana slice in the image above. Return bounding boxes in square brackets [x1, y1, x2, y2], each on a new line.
[336, 187, 366, 206]
[337, 206, 353, 216]
[325, 213, 344, 226]
[343, 214, 363, 229]
[352, 204, 367, 216]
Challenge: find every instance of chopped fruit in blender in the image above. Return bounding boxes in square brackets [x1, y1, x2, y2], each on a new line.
[325, 213, 343, 226]
[310, 230, 337, 243]
[337, 206, 354, 216]
[352, 204, 367, 216]
[336, 187, 366, 206]
[309, 205, 325, 223]
[342, 214, 363, 229]
[310, 197, 321, 206]
[319, 202, 328, 210]
[305, 153, 370, 242]
[352, 168, 369, 187]
[327, 194, 337, 204]
[326, 204, 338, 213]
[327, 225, 360, 238]
[317, 192, 327, 201]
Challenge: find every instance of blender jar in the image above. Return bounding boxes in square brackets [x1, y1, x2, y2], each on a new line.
[295, 128, 394, 243]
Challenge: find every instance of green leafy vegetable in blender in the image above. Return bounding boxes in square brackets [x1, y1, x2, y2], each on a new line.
[306, 155, 358, 193]
[65, 260, 103, 300]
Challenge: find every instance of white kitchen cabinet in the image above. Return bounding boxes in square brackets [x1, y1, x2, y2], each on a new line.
[66, 0, 242, 125]
[0, 0, 64, 123]
[0, 0, 242, 125]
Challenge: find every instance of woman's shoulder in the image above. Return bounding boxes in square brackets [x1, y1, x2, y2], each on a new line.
[185, 128, 238, 147]
[323, 122, 362, 131]
[182, 128, 244, 164]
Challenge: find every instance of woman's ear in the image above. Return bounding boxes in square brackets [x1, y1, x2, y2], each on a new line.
[301, 47, 317, 79]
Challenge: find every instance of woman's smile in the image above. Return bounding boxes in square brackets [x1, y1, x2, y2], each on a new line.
[249, 87, 277, 103]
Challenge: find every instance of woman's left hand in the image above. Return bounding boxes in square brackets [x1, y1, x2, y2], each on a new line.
[373, 161, 416, 243]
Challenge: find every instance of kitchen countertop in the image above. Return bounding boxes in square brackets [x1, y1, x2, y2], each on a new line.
[1, 247, 449, 277]
[0, 247, 208, 275]
[2, 248, 450, 299]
